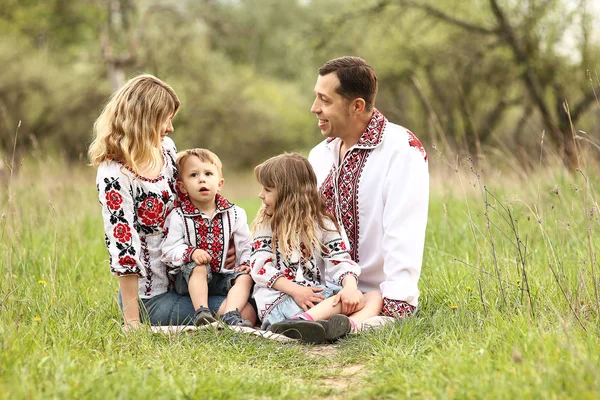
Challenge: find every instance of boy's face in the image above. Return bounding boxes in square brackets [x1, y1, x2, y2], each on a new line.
[258, 185, 277, 217]
[178, 156, 224, 206]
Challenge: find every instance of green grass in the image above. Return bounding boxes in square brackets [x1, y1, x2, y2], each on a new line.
[1, 154, 599, 399]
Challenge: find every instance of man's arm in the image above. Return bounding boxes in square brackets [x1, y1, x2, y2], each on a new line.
[380, 135, 429, 312]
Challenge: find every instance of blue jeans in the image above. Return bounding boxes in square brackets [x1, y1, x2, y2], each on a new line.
[174, 262, 246, 296]
[118, 290, 226, 326]
[260, 284, 342, 330]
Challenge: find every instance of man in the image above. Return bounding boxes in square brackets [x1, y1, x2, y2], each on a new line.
[308, 56, 429, 320]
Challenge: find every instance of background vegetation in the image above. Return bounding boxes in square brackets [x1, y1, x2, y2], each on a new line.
[1, 0, 599, 170]
[1, 0, 600, 398]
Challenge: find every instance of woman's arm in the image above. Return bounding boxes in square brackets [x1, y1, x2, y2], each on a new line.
[120, 275, 140, 328]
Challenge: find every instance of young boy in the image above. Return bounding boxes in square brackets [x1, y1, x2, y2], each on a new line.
[162, 148, 254, 327]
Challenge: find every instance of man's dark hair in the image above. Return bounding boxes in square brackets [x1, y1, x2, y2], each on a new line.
[318, 56, 378, 111]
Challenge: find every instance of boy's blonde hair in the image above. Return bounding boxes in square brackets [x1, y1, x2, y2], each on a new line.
[88, 74, 181, 174]
[253, 153, 338, 260]
[176, 148, 223, 178]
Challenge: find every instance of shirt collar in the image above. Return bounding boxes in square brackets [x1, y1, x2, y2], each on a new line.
[326, 108, 387, 150]
[179, 193, 233, 216]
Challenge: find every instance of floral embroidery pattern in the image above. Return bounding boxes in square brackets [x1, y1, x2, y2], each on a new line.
[381, 298, 415, 319]
[407, 130, 428, 162]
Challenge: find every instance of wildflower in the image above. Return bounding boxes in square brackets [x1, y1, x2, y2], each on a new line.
[38, 280, 48, 285]
[466, 286, 472, 292]
[115, 288, 119, 293]
[550, 185, 560, 195]
[450, 305, 458, 310]
[33, 316, 41, 322]
[12, 274, 16, 279]
[516, 279, 521, 284]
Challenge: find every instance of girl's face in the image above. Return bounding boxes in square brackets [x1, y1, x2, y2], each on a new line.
[258, 186, 277, 216]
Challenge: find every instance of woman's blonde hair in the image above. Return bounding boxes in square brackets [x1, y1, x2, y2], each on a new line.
[88, 74, 181, 173]
[253, 153, 338, 260]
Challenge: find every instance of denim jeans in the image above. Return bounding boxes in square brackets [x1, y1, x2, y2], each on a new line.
[174, 262, 246, 296]
[118, 290, 226, 326]
[260, 284, 342, 330]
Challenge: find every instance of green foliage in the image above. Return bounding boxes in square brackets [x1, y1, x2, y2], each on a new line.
[1, 151, 600, 398]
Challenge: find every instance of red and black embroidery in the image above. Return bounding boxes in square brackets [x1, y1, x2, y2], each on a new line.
[381, 298, 415, 319]
[320, 109, 387, 262]
[407, 130, 428, 162]
[137, 192, 166, 229]
[193, 214, 225, 273]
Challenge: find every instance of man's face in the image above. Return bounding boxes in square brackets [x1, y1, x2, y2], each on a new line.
[310, 73, 353, 138]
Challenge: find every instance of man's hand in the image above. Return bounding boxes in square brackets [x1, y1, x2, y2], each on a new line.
[224, 238, 236, 269]
[192, 249, 211, 265]
[332, 287, 364, 315]
[290, 286, 325, 311]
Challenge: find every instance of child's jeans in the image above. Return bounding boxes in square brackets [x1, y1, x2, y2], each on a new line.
[260, 284, 342, 330]
[174, 262, 246, 296]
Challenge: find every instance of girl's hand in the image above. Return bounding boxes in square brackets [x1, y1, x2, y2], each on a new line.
[234, 264, 251, 274]
[291, 286, 325, 311]
[333, 288, 364, 315]
[192, 249, 211, 265]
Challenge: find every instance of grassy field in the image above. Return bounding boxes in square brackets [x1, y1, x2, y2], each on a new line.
[1, 151, 599, 399]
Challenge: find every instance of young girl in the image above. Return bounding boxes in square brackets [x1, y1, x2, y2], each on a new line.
[89, 74, 255, 328]
[251, 153, 382, 343]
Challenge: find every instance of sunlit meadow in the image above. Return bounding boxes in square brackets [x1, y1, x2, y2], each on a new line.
[1, 143, 599, 399]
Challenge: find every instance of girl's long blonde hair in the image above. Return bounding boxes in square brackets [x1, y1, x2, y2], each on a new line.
[88, 74, 181, 173]
[253, 153, 338, 260]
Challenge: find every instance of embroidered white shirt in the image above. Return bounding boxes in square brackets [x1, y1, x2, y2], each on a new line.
[250, 219, 360, 321]
[161, 194, 252, 274]
[308, 109, 429, 307]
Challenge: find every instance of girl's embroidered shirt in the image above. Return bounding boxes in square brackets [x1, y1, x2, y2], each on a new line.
[250, 218, 360, 321]
[96, 137, 178, 299]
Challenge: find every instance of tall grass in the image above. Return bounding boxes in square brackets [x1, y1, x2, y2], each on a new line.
[1, 140, 599, 398]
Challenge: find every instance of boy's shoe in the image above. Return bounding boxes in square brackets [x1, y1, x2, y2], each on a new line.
[316, 314, 352, 342]
[268, 319, 327, 344]
[194, 306, 217, 326]
[221, 309, 253, 327]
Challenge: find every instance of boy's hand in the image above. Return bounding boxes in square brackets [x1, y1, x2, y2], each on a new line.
[291, 286, 325, 311]
[234, 264, 251, 274]
[333, 287, 364, 315]
[192, 249, 211, 265]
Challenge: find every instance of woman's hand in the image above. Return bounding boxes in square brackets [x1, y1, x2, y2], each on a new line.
[223, 238, 236, 269]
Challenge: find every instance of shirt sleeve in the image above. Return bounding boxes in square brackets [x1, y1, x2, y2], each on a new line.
[97, 164, 145, 277]
[380, 138, 429, 306]
[321, 219, 361, 286]
[250, 224, 283, 288]
[161, 208, 196, 268]
[232, 206, 252, 268]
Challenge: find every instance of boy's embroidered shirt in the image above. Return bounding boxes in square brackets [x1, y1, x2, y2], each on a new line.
[161, 193, 252, 273]
[97, 137, 178, 299]
[250, 219, 360, 322]
[309, 109, 429, 307]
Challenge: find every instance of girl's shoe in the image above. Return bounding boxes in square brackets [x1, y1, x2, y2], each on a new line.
[316, 314, 352, 341]
[269, 319, 327, 344]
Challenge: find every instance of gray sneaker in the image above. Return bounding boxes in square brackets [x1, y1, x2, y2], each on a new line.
[194, 306, 217, 326]
[221, 309, 252, 327]
[316, 314, 352, 342]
